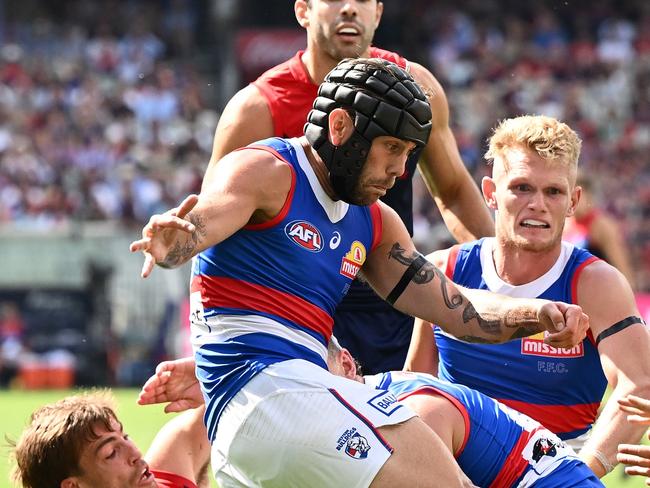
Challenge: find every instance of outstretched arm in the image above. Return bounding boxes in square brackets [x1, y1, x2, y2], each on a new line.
[403, 249, 449, 374]
[130, 148, 292, 277]
[139, 356, 203, 413]
[144, 406, 210, 487]
[409, 62, 493, 242]
[362, 203, 588, 347]
[617, 395, 650, 484]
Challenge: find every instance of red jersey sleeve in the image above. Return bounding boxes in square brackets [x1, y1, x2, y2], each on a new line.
[151, 469, 198, 488]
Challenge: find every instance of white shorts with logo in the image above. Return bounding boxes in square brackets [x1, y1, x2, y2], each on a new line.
[211, 359, 416, 488]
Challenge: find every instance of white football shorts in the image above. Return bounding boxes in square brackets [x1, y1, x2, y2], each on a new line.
[211, 359, 416, 488]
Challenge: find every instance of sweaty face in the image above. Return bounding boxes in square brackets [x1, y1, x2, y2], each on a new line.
[307, 0, 382, 61]
[490, 147, 578, 253]
[350, 136, 415, 206]
[72, 419, 157, 488]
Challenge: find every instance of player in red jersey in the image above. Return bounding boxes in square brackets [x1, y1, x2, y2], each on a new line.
[11, 392, 210, 488]
[202, 0, 494, 374]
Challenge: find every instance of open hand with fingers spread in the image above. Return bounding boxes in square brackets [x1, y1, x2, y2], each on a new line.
[138, 356, 202, 413]
[617, 395, 650, 484]
[539, 301, 590, 349]
[129, 194, 200, 278]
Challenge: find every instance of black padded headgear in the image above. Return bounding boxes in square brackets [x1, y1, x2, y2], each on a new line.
[304, 58, 432, 203]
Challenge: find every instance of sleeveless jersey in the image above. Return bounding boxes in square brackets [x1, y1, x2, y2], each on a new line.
[190, 137, 381, 441]
[365, 371, 597, 488]
[435, 238, 605, 442]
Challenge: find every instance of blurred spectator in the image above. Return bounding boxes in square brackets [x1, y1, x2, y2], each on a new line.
[0, 1, 218, 233]
[0, 0, 647, 293]
[0, 302, 26, 387]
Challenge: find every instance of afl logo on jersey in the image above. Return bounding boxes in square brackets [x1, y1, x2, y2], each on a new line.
[285, 220, 323, 252]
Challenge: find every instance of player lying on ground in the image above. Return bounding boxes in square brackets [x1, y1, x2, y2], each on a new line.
[11, 391, 210, 488]
[138, 345, 603, 488]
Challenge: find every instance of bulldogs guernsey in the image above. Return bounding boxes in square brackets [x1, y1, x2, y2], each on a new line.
[253, 47, 421, 373]
[365, 371, 602, 487]
[435, 238, 605, 447]
[189, 137, 381, 442]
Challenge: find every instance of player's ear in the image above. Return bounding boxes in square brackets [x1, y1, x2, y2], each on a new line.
[375, 2, 384, 29]
[328, 108, 354, 146]
[482, 176, 498, 210]
[340, 349, 358, 380]
[567, 185, 581, 217]
[295, 1, 309, 28]
[61, 478, 80, 488]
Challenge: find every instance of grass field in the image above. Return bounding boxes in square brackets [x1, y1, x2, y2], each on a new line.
[0, 388, 648, 488]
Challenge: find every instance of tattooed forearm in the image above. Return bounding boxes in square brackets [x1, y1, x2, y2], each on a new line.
[462, 302, 502, 336]
[461, 300, 539, 341]
[455, 335, 501, 344]
[388, 243, 435, 284]
[158, 212, 207, 268]
[386, 242, 466, 310]
[433, 265, 464, 310]
[508, 326, 539, 341]
[455, 327, 536, 344]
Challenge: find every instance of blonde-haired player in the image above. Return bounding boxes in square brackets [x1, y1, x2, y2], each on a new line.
[406, 114, 650, 478]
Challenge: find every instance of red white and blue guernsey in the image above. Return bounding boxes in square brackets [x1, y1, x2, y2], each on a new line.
[366, 371, 604, 487]
[189, 137, 382, 442]
[435, 238, 605, 448]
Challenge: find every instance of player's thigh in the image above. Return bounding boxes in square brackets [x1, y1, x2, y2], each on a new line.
[214, 362, 417, 487]
[371, 416, 474, 488]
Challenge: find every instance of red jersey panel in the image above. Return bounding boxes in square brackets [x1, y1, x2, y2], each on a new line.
[151, 469, 198, 488]
[252, 47, 408, 138]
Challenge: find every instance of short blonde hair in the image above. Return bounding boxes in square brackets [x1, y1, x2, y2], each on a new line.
[11, 391, 119, 488]
[485, 115, 582, 171]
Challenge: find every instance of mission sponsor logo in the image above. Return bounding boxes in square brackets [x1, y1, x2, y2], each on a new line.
[340, 241, 367, 279]
[284, 220, 323, 252]
[521, 333, 584, 358]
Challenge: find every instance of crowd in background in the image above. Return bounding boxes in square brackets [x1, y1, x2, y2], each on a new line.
[0, 0, 648, 291]
[0, 0, 213, 230]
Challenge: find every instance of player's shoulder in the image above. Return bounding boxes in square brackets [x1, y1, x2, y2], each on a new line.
[578, 257, 621, 283]
[215, 139, 294, 184]
[226, 84, 269, 113]
[576, 258, 635, 307]
[406, 62, 445, 92]
[255, 52, 301, 82]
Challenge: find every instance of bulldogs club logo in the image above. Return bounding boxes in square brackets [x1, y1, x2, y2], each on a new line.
[340, 241, 367, 279]
[532, 437, 558, 462]
[345, 433, 371, 459]
[284, 220, 323, 252]
[336, 428, 371, 459]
